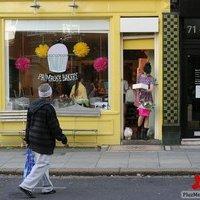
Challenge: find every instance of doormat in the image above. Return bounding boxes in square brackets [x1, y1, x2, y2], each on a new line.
[108, 145, 163, 152]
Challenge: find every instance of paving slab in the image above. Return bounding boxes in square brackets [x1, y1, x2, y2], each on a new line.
[65, 162, 97, 168]
[130, 152, 158, 159]
[1, 163, 24, 168]
[128, 162, 159, 169]
[96, 159, 129, 168]
[191, 163, 200, 168]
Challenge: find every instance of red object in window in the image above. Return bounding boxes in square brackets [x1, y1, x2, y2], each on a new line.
[15, 57, 31, 72]
[93, 57, 108, 72]
[192, 175, 200, 190]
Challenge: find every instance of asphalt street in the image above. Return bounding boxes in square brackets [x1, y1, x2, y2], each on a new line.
[0, 175, 197, 200]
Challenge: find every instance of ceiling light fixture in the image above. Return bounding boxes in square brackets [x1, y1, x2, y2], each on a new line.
[30, 0, 41, 13]
[69, 0, 79, 12]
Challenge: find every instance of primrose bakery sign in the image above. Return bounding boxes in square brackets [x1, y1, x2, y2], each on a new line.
[38, 72, 78, 82]
[37, 43, 78, 82]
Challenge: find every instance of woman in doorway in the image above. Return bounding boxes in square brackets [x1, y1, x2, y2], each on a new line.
[136, 62, 155, 140]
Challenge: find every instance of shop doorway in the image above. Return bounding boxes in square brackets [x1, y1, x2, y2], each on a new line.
[122, 37, 155, 141]
[181, 48, 200, 138]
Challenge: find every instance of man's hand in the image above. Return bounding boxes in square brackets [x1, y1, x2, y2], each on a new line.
[64, 143, 69, 148]
[62, 136, 68, 145]
[23, 137, 30, 147]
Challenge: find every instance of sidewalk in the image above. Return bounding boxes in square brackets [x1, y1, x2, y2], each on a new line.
[1, 145, 200, 176]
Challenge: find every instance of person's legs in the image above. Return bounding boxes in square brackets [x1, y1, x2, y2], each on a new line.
[136, 116, 144, 139]
[141, 117, 149, 140]
[19, 152, 52, 192]
[143, 117, 149, 129]
[138, 115, 144, 127]
[41, 169, 54, 193]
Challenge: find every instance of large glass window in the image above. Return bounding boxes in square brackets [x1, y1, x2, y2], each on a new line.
[5, 20, 109, 110]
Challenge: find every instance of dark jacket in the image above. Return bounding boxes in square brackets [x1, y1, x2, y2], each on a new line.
[25, 98, 67, 155]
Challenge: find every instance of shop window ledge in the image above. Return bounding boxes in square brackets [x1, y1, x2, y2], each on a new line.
[0, 111, 27, 122]
[56, 104, 101, 116]
[0, 104, 101, 121]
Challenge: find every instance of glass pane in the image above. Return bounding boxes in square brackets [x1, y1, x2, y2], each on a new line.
[5, 20, 109, 111]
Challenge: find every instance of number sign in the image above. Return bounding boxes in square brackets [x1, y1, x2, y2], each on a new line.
[184, 19, 200, 39]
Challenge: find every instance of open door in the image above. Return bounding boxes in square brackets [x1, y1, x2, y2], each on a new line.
[122, 37, 155, 141]
[181, 48, 200, 138]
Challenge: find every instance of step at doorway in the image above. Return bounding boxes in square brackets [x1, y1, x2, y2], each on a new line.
[181, 138, 200, 145]
[121, 139, 161, 145]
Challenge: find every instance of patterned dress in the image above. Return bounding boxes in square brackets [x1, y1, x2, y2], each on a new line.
[137, 74, 154, 105]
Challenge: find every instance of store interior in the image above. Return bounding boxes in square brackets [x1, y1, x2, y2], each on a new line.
[123, 49, 155, 140]
[7, 31, 109, 110]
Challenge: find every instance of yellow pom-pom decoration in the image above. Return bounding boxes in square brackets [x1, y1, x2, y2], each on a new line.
[73, 42, 90, 57]
[35, 44, 49, 58]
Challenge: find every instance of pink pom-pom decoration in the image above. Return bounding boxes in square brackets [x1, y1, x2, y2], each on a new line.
[15, 57, 31, 72]
[93, 57, 108, 72]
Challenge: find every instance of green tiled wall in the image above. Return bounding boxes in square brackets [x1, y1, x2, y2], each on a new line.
[163, 13, 179, 125]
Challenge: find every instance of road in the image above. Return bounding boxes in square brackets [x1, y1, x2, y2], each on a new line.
[0, 175, 196, 200]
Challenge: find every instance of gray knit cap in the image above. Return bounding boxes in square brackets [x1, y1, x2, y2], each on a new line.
[38, 83, 52, 98]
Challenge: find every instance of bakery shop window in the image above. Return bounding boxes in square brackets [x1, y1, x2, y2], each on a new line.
[5, 20, 109, 110]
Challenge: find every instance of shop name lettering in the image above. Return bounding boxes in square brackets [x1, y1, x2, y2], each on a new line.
[62, 24, 80, 34]
[38, 73, 78, 82]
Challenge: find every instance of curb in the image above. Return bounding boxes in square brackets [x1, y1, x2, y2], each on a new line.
[1, 168, 200, 176]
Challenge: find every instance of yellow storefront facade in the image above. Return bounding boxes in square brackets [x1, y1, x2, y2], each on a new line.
[0, 0, 170, 147]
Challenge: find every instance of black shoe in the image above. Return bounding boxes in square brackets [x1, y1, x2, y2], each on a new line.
[19, 186, 35, 198]
[42, 189, 56, 195]
[137, 126, 142, 140]
[141, 128, 148, 140]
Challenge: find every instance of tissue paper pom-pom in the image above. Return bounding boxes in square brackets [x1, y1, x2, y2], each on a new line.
[73, 42, 90, 57]
[93, 57, 108, 72]
[15, 57, 31, 72]
[35, 44, 49, 58]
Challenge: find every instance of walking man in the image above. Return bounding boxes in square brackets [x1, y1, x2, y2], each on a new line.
[19, 83, 67, 198]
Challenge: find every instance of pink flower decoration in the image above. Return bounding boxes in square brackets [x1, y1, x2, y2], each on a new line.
[15, 57, 31, 72]
[93, 57, 108, 72]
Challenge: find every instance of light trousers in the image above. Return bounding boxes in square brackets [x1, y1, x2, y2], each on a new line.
[19, 152, 54, 193]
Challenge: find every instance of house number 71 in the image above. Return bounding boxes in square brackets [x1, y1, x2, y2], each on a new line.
[187, 25, 197, 34]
